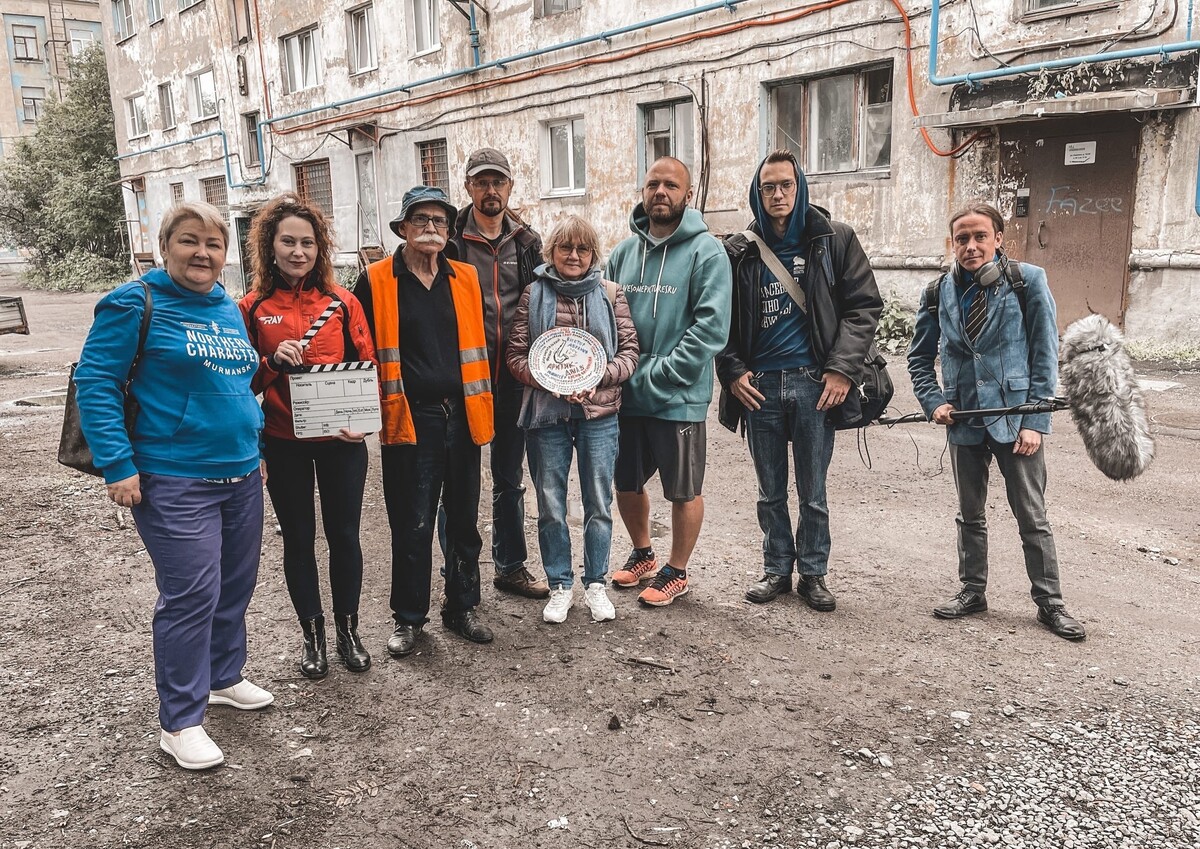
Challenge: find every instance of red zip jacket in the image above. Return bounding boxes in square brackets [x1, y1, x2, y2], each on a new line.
[238, 280, 378, 441]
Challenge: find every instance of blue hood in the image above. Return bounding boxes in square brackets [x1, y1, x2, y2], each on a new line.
[749, 154, 810, 251]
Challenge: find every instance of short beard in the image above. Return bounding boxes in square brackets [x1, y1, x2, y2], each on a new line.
[647, 200, 686, 228]
[474, 200, 503, 218]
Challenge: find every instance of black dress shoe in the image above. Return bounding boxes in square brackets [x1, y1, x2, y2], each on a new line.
[1037, 603, 1086, 641]
[442, 608, 494, 643]
[933, 589, 988, 619]
[299, 616, 328, 679]
[745, 573, 792, 604]
[386, 623, 422, 657]
[797, 575, 836, 611]
[334, 613, 372, 672]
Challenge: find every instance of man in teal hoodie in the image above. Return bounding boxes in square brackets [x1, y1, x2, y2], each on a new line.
[606, 157, 732, 607]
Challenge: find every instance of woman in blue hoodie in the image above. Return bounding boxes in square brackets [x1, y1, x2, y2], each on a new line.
[75, 202, 270, 771]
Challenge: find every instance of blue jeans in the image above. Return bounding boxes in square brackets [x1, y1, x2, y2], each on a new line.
[745, 368, 835, 577]
[132, 471, 264, 731]
[526, 416, 619, 589]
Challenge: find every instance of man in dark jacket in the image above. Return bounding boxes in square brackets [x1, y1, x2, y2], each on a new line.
[449, 148, 548, 600]
[716, 149, 882, 611]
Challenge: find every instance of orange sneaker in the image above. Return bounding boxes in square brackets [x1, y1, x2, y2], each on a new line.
[637, 565, 688, 606]
[612, 549, 658, 588]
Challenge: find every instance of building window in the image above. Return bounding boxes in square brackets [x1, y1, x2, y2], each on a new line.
[12, 24, 39, 60]
[201, 176, 229, 219]
[544, 117, 586, 194]
[770, 64, 892, 175]
[112, 0, 134, 39]
[640, 99, 694, 174]
[282, 27, 321, 94]
[243, 112, 261, 167]
[179, 0, 204, 11]
[231, 0, 252, 42]
[535, 0, 581, 16]
[189, 68, 217, 120]
[158, 83, 175, 129]
[356, 151, 381, 246]
[126, 94, 148, 138]
[294, 159, 333, 219]
[417, 138, 449, 193]
[170, 182, 184, 204]
[69, 27, 97, 55]
[147, 0, 164, 24]
[410, 0, 439, 54]
[1027, 0, 1073, 8]
[348, 4, 377, 74]
[20, 87, 45, 123]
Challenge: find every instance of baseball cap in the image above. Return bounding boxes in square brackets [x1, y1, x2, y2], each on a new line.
[465, 148, 513, 179]
[389, 185, 457, 237]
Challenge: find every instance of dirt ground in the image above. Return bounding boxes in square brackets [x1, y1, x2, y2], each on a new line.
[0, 286, 1197, 849]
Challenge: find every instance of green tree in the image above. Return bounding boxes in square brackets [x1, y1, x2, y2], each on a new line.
[0, 46, 127, 290]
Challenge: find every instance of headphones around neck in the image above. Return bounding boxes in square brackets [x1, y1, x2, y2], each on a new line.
[952, 248, 1010, 289]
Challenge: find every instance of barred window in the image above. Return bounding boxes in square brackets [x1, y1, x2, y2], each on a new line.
[170, 182, 184, 203]
[201, 175, 229, 219]
[417, 139, 449, 193]
[294, 159, 333, 219]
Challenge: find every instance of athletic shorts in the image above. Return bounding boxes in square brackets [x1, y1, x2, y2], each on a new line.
[614, 415, 706, 503]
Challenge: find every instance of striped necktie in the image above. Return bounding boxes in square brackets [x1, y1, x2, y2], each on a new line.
[965, 287, 987, 342]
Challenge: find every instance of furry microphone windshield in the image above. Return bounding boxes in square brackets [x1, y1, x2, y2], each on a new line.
[1059, 315, 1155, 481]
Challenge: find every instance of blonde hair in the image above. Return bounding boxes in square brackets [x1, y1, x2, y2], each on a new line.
[159, 201, 229, 253]
[541, 214, 601, 270]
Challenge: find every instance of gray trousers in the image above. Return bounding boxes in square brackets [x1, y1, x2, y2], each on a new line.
[949, 438, 1062, 605]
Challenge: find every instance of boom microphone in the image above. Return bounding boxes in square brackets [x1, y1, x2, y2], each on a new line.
[879, 315, 1154, 481]
[1058, 314, 1154, 481]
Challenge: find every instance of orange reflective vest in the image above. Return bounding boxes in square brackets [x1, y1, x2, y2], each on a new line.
[367, 256, 494, 446]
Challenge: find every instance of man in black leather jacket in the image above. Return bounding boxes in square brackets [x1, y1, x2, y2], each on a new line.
[716, 149, 882, 611]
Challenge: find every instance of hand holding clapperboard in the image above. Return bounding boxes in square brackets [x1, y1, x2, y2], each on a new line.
[286, 300, 383, 439]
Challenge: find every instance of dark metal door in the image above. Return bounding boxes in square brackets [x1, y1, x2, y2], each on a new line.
[1000, 116, 1138, 328]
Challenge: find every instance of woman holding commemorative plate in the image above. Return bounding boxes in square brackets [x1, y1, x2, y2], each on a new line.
[507, 215, 640, 624]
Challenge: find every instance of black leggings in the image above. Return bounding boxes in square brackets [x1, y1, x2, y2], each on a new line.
[262, 435, 368, 620]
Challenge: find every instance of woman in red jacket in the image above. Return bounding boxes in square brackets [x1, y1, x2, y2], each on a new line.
[239, 194, 377, 679]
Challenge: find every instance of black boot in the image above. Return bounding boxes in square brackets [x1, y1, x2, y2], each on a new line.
[334, 613, 372, 672]
[300, 616, 328, 679]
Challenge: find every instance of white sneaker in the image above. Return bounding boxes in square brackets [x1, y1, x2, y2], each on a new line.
[209, 678, 274, 710]
[543, 587, 573, 623]
[584, 582, 616, 622]
[160, 725, 224, 770]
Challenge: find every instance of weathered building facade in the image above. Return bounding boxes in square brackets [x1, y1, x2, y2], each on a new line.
[101, 0, 1200, 344]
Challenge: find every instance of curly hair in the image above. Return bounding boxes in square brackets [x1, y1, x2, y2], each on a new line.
[246, 193, 337, 297]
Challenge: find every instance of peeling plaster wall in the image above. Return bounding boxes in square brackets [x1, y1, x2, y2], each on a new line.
[99, 0, 1200, 342]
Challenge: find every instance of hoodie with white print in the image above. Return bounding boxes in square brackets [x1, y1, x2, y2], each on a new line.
[605, 203, 731, 422]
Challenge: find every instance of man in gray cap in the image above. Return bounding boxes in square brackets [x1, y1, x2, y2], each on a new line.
[450, 147, 548, 600]
[356, 185, 496, 655]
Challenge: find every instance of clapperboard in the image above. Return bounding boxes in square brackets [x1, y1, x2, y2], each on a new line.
[287, 300, 382, 438]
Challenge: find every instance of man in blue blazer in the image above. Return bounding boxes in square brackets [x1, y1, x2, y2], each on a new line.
[908, 204, 1085, 641]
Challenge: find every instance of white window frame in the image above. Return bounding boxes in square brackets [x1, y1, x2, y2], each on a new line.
[410, 0, 440, 56]
[147, 0, 164, 24]
[416, 138, 449, 193]
[768, 64, 893, 177]
[112, 0, 134, 40]
[126, 94, 148, 138]
[20, 87, 44, 123]
[158, 82, 175, 129]
[281, 26, 321, 94]
[347, 4, 377, 74]
[12, 24, 39, 60]
[170, 182, 184, 203]
[535, 0, 581, 17]
[189, 67, 218, 121]
[541, 116, 586, 196]
[69, 27, 97, 55]
[179, 0, 204, 11]
[638, 98, 694, 178]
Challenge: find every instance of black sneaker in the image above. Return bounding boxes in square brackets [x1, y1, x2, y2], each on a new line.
[1037, 603, 1086, 641]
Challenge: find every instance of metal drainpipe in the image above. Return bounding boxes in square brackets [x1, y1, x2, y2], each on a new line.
[926, 0, 1200, 216]
[469, 0, 481, 67]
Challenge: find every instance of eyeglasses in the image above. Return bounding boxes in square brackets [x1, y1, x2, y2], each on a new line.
[759, 180, 797, 197]
[554, 243, 594, 257]
[408, 213, 450, 230]
[470, 177, 511, 190]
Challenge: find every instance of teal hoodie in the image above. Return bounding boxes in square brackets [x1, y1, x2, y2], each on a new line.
[605, 204, 731, 421]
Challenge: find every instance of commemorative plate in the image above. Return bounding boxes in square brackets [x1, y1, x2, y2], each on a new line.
[528, 326, 607, 395]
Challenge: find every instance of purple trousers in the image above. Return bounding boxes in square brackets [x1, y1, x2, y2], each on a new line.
[132, 471, 263, 731]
